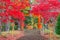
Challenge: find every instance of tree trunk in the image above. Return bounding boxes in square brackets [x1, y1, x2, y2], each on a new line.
[0, 20, 2, 34]
[20, 21, 24, 31]
[38, 15, 42, 29]
[5, 21, 10, 31]
[17, 20, 20, 30]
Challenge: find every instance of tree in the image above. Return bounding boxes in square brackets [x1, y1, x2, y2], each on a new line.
[9, 10, 25, 30]
[55, 14, 60, 35]
[31, 0, 60, 24]
[0, 0, 30, 31]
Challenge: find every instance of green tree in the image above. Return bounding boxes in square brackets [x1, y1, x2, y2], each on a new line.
[25, 16, 32, 25]
[55, 14, 60, 35]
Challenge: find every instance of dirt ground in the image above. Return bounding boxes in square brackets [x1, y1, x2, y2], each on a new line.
[17, 30, 49, 40]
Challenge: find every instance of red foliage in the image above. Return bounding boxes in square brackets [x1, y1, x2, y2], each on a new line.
[5, 0, 30, 10]
[31, 0, 60, 23]
[39, 3, 50, 11]
[10, 20, 14, 23]
[0, 0, 28, 22]
[0, 13, 9, 23]
[9, 10, 25, 21]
